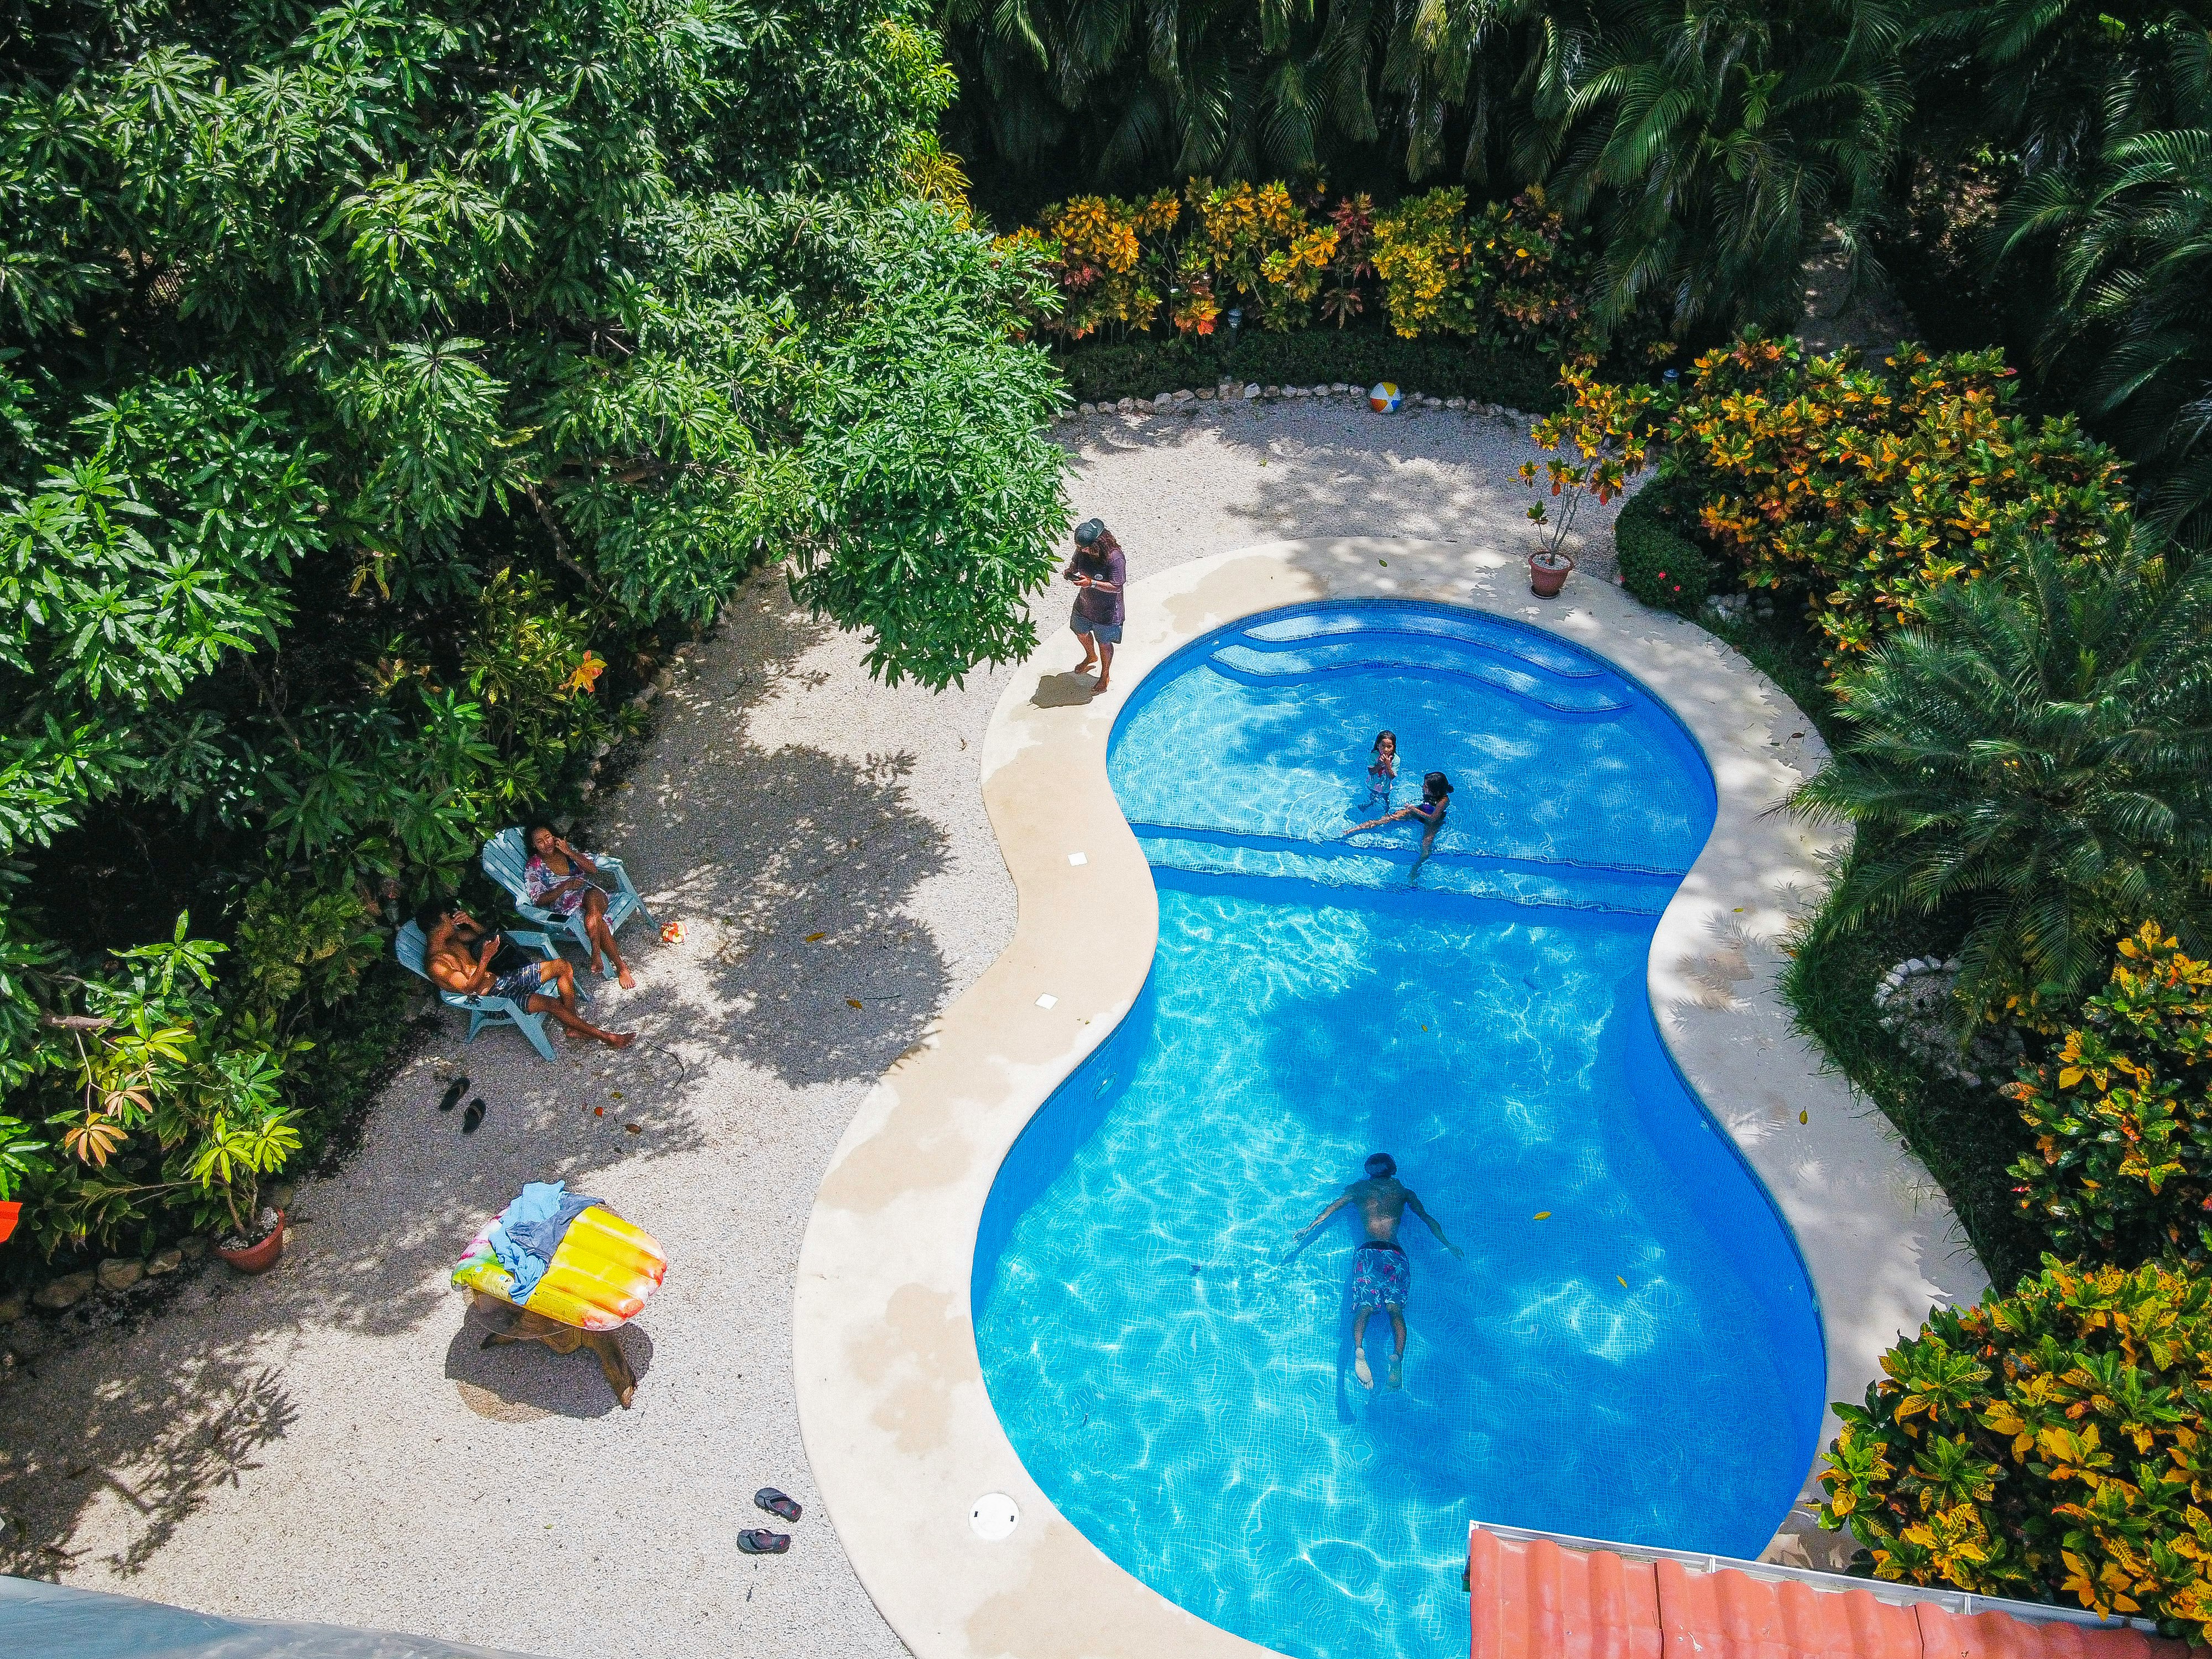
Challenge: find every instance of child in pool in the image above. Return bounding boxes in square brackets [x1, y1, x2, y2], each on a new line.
[1347, 771, 1453, 883]
[1363, 731, 1399, 808]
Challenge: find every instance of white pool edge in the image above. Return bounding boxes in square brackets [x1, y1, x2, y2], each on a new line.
[794, 539, 1988, 1659]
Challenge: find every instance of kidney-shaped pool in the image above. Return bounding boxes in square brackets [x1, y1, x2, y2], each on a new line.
[972, 599, 1824, 1659]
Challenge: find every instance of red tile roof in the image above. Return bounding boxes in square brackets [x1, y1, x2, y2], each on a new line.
[1467, 1527, 2188, 1659]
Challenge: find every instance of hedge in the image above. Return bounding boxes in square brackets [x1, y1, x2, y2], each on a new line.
[1049, 330, 1566, 414]
[1614, 478, 1714, 612]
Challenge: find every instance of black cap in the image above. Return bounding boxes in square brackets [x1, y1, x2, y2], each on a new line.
[1073, 518, 1105, 547]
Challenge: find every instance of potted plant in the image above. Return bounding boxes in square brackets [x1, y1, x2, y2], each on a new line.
[1519, 370, 1657, 598]
[215, 1203, 287, 1272]
[38, 919, 306, 1274]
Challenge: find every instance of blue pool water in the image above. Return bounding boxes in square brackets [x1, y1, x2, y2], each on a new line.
[971, 601, 1825, 1659]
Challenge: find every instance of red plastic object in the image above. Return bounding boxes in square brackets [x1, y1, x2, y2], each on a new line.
[1469, 1527, 2189, 1659]
[0, 1200, 18, 1244]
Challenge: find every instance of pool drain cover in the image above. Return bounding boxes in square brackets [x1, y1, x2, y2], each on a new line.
[970, 1493, 1020, 1541]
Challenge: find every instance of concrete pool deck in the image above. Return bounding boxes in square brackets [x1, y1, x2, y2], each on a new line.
[794, 536, 1989, 1659]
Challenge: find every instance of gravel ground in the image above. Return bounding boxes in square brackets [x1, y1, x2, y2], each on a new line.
[0, 395, 1614, 1657]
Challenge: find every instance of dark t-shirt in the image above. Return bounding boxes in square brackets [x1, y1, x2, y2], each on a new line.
[1065, 545, 1127, 625]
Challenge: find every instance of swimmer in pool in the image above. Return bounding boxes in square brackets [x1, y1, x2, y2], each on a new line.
[1346, 770, 1453, 883]
[1291, 1153, 1462, 1389]
[1363, 730, 1399, 808]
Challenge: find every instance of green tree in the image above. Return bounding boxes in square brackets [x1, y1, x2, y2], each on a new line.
[0, 0, 1069, 1256]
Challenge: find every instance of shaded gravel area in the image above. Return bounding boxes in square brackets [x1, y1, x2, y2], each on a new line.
[0, 396, 1605, 1658]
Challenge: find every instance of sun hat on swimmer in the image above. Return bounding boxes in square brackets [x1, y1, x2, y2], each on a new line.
[451, 1181, 667, 1332]
[1073, 518, 1107, 547]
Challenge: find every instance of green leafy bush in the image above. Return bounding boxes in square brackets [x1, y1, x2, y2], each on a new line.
[2009, 924, 2212, 1265]
[1820, 1254, 2212, 1637]
[1050, 330, 1567, 412]
[1614, 482, 1714, 612]
[1790, 539, 2212, 1019]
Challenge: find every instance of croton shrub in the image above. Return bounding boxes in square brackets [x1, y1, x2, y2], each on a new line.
[1000, 180, 1603, 354]
[1658, 333, 2131, 667]
[2010, 925, 2212, 1266]
[1821, 1254, 2212, 1637]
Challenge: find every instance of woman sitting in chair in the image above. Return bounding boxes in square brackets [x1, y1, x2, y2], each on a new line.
[524, 826, 636, 989]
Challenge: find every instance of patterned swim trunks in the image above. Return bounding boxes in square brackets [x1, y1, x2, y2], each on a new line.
[1350, 1241, 1410, 1310]
[491, 962, 547, 1003]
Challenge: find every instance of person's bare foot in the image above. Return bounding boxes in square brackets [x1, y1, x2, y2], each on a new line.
[1354, 1350, 1373, 1389]
[1073, 658, 1098, 675]
[604, 1030, 635, 1049]
[617, 967, 635, 989]
[1092, 676, 1112, 696]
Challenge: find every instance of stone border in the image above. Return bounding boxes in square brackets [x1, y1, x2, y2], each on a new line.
[794, 538, 1986, 1659]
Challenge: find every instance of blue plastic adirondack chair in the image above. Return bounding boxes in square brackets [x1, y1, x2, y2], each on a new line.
[481, 827, 655, 972]
[395, 920, 564, 1061]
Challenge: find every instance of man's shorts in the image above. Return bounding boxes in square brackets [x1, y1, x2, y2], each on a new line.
[1351, 1241, 1410, 1310]
[1072, 613, 1124, 645]
[491, 962, 549, 1003]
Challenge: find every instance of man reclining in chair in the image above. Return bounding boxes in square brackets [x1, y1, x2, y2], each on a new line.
[419, 900, 634, 1050]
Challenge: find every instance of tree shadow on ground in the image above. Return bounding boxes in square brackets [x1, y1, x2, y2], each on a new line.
[0, 570, 959, 1578]
[1061, 403, 1625, 578]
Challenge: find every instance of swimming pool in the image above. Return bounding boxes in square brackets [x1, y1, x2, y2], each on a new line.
[969, 600, 1826, 1659]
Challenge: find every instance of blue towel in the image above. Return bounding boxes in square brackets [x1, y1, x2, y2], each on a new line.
[486, 1181, 602, 1305]
[509, 1190, 599, 1265]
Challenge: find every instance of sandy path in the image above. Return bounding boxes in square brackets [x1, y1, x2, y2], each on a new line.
[0, 398, 1604, 1658]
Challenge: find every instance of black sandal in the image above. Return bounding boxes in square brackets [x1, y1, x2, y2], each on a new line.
[737, 1530, 790, 1554]
[755, 1488, 802, 1524]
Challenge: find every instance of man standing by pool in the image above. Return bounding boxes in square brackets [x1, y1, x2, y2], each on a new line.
[1063, 518, 1126, 696]
[1291, 1153, 1462, 1389]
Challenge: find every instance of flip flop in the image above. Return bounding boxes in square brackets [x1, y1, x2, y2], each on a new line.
[462, 1099, 486, 1134]
[737, 1530, 790, 1555]
[437, 1077, 468, 1113]
[755, 1488, 802, 1524]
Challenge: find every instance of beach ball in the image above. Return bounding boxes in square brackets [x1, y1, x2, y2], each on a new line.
[1369, 382, 1401, 414]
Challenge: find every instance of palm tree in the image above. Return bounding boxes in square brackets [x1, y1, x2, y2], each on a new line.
[1791, 535, 2212, 1019]
[937, 0, 1606, 201]
[1547, 0, 1910, 331]
[2000, 121, 2212, 546]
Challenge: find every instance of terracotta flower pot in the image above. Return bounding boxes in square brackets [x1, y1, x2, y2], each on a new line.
[216, 1211, 286, 1274]
[1529, 552, 1574, 598]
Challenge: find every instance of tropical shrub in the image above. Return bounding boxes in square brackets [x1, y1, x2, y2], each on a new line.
[1662, 333, 2133, 664]
[1371, 188, 1605, 355]
[1613, 483, 1714, 613]
[1790, 540, 2212, 1020]
[1371, 189, 1488, 339]
[11, 918, 311, 1251]
[2010, 925, 2212, 1265]
[1004, 180, 1611, 352]
[1819, 1254, 2212, 1639]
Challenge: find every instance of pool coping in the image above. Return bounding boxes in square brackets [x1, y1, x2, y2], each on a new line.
[793, 538, 1988, 1659]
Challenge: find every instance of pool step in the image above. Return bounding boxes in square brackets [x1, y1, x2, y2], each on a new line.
[1241, 608, 1604, 678]
[1208, 639, 1631, 714]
